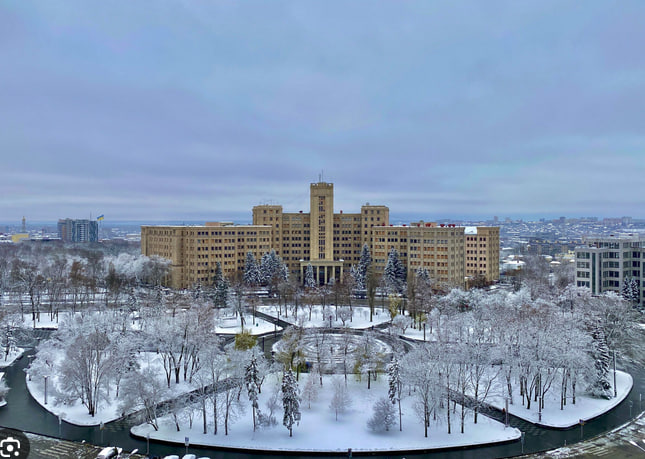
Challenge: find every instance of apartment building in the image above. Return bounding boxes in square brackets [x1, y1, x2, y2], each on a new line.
[57, 218, 98, 243]
[574, 234, 644, 304]
[465, 226, 500, 283]
[141, 181, 500, 289]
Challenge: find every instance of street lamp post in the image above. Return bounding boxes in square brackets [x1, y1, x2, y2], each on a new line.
[613, 350, 617, 398]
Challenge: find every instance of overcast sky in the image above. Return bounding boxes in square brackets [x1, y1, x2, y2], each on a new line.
[2, 1, 644, 224]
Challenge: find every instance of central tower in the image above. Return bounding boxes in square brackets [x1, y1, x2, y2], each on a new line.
[309, 181, 334, 260]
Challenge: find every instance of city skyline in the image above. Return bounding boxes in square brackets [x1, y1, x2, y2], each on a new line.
[2, 1, 645, 222]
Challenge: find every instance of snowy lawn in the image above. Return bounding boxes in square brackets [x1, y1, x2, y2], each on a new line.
[132, 373, 521, 453]
[21, 312, 63, 329]
[0, 348, 26, 368]
[26, 351, 198, 426]
[214, 313, 280, 336]
[487, 370, 632, 428]
[258, 305, 392, 329]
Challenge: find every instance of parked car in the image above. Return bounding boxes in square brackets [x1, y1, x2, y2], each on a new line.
[96, 446, 122, 459]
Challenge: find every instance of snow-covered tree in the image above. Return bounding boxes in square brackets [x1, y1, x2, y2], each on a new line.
[329, 377, 351, 421]
[301, 373, 319, 409]
[387, 356, 403, 431]
[621, 277, 640, 306]
[275, 325, 305, 373]
[282, 369, 300, 437]
[308, 328, 331, 385]
[402, 346, 441, 438]
[243, 251, 260, 287]
[587, 322, 613, 399]
[391, 313, 412, 335]
[211, 262, 229, 308]
[59, 326, 116, 416]
[245, 353, 260, 431]
[352, 244, 371, 291]
[384, 248, 406, 295]
[260, 250, 287, 293]
[367, 396, 397, 432]
[196, 338, 225, 435]
[304, 263, 316, 289]
[119, 367, 167, 430]
[0, 377, 9, 403]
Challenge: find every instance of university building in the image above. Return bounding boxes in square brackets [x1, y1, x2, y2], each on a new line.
[141, 181, 500, 289]
[575, 234, 644, 304]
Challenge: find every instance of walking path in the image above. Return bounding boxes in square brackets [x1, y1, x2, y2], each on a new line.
[523, 410, 645, 458]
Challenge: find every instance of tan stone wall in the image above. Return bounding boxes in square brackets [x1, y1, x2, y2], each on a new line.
[141, 224, 272, 289]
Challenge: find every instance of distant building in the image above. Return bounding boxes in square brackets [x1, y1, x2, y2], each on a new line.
[57, 219, 98, 242]
[11, 233, 29, 243]
[575, 234, 644, 304]
[141, 181, 500, 289]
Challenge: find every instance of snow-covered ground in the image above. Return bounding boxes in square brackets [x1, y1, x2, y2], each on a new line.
[21, 313, 62, 329]
[487, 370, 633, 428]
[214, 313, 280, 336]
[132, 373, 522, 453]
[258, 304, 392, 329]
[26, 350, 198, 426]
[0, 347, 26, 368]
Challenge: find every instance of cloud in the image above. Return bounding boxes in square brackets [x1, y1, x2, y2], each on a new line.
[1, 0, 645, 222]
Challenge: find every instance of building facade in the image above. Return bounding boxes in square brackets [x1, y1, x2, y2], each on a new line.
[57, 219, 98, 243]
[574, 234, 644, 304]
[141, 182, 500, 289]
[575, 234, 645, 304]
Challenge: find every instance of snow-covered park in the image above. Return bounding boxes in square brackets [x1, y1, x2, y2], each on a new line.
[258, 304, 392, 329]
[132, 372, 522, 453]
[487, 370, 633, 428]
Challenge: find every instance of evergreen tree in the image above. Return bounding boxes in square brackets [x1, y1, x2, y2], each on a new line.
[387, 356, 403, 431]
[630, 278, 640, 307]
[354, 244, 371, 291]
[243, 252, 260, 287]
[621, 277, 640, 306]
[416, 267, 430, 284]
[260, 250, 287, 294]
[587, 323, 613, 399]
[384, 248, 406, 294]
[245, 353, 260, 431]
[212, 262, 229, 308]
[282, 369, 300, 437]
[305, 263, 316, 289]
[621, 277, 631, 302]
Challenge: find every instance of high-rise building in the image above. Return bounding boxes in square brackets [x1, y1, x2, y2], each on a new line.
[141, 181, 500, 289]
[57, 219, 99, 242]
[575, 234, 644, 304]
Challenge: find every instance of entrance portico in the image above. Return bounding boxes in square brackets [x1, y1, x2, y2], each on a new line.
[299, 259, 345, 285]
